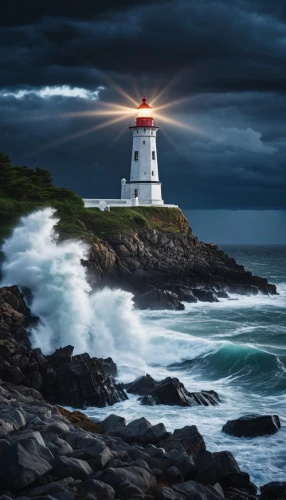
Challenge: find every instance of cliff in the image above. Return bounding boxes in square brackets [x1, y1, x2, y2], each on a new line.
[72, 207, 277, 308]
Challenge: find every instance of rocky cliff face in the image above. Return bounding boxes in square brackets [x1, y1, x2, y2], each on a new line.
[83, 209, 276, 306]
[0, 286, 127, 409]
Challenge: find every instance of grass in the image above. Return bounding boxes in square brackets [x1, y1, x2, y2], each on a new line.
[0, 198, 191, 243]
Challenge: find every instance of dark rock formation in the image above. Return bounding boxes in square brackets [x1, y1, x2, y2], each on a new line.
[149, 378, 220, 407]
[133, 289, 185, 311]
[127, 375, 158, 396]
[0, 378, 267, 500]
[84, 211, 277, 309]
[0, 286, 127, 409]
[139, 395, 160, 406]
[126, 375, 220, 407]
[222, 415, 281, 437]
[260, 481, 286, 499]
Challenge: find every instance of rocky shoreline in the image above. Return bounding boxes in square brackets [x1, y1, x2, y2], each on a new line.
[0, 285, 284, 499]
[84, 210, 277, 310]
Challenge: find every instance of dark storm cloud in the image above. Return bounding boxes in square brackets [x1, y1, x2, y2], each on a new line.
[0, 0, 286, 210]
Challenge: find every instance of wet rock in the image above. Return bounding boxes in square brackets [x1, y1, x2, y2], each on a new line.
[77, 478, 115, 499]
[228, 284, 259, 296]
[46, 346, 74, 370]
[52, 456, 93, 480]
[0, 439, 53, 491]
[196, 450, 240, 485]
[167, 449, 197, 479]
[222, 415, 281, 437]
[97, 357, 118, 378]
[0, 438, 10, 452]
[25, 477, 78, 497]
[127, 375, 157, 396]
[149, 377, 220, 407]
[134, 289, 185, 311]
[155, 480, 224, 499]
[55, 357, 128, 409]
[216, 291, 229, 299]
[99, 466, 157, 494]
[176, 287, 198, 303]
[260, 481, 286, 499]
[138, 395, 160, 406]
[162, 426, 206, 460]
[191, 289, 219, 302]
[164, 466, 184, 484]
[101, 414, 127, 433]
[0, 407, 26, 430]
[219, 471, 257, 496]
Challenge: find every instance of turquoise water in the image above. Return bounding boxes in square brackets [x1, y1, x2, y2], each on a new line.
[85, 245, 286, 486]
[1, 214, 285, 486]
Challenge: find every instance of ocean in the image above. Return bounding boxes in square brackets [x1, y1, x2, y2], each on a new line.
[1, 209, 286, 486]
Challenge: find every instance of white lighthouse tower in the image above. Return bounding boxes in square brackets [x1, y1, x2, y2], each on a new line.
[83, 96, 177, 210]
[121, 97, 164, 205]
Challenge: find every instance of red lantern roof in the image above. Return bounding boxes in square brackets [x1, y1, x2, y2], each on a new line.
[137, 96, 152, 110]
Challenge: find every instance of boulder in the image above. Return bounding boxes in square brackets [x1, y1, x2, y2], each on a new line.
[77, 478, 115, 499]
[0, 407, 27, 430]
[196, 450, 240, 485]
[162, 426, 205, 460]
[164, 466, 184, 484]
[139, 395, 160, 406]
[149, 377, 220, 407]
[0, 440, 53, 491]
[173, 480, 224, 498]
[260, 481, 286, 499]
[155, 480, 224, 499]
[70, 443, 113, 470]
[167, 449, 197, 479]
[134, 289, 185, 311]
[25, 477, 78, 497]
[127, 375, 157, 396]
[99, 466, 157, 494]
[222, 415, 281, 437]
[105, 416, 168, 445]
[101, 414, 127, 433]
[55, 357, 128, 408]
[219, 471, 257, 495]
[0, 438, 10, 452]
[52, 456, 93, 480]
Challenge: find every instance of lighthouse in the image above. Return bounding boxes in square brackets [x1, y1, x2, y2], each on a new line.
[83, 96, 177, 210]
[121, 97, 164, 205]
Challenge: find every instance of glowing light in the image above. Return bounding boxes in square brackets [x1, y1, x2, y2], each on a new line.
[137, 107, 152, 118]
[22, 72, 205, 155]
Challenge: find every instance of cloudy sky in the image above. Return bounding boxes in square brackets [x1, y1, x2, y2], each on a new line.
[1, 0, 286, 242]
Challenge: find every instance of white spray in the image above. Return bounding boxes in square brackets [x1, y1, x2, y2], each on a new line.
[1, 208, 146, 370]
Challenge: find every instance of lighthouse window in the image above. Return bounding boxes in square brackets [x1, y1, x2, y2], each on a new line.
[151, 130, 153, 135]
[152, 170, 154, 176]
[143, 141, 145, 144]
[134, 151, 139, 161]
[152, 151, 156, 160]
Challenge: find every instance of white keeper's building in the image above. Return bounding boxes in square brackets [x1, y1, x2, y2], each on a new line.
[84, 97, 177, 210]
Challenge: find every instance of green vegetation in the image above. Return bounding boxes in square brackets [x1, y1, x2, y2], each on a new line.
[0, 152, 84, 238]
[0, 152, 190, 241]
